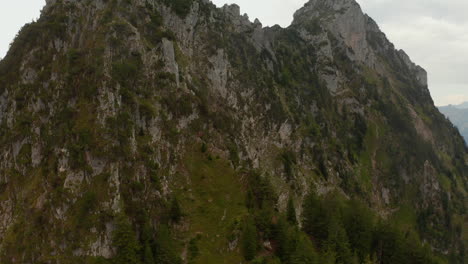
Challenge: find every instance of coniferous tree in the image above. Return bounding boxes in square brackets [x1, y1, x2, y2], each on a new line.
[343, 199, 373, 260]
[143, 241, 155, 264]
[363, 254, 377, 264]
[326, 217, 353, 264]
[302, 191, 330, 244]
[373, 222, 406, 264]
[290, 234, 318, 264]
[169, 196, 182, 223]
[350, 253, 360, 264]
[274, 217, 295, 262]
[320, 247, 337, 264]
[113, 214, 140, 264]
[242, 218, 258, 261]
[302, 191, 320, 235]
[246, 189, 254, 210]
[287, 196, 297, 225]
[154, 224, 181, 264]
[141, 220, 155, 264]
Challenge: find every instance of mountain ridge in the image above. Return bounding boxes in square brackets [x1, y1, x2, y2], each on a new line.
[439, 103, 468, 143]
[0, 0, 466, 263]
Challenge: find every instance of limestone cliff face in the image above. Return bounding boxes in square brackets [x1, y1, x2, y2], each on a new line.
[0, 0, 466, 262]
[292, 0, 428, 88]
[293, 0, 377, 64]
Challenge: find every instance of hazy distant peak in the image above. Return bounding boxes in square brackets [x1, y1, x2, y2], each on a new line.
[455, 101, 468, 109]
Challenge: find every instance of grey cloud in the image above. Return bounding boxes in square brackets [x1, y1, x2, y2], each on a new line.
[358, 0, 468, 24]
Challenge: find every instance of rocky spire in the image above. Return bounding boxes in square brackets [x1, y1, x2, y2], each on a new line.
[292, 0, 427, 87]
[293, 0, 378, 64]
[293, 0, 361, 22]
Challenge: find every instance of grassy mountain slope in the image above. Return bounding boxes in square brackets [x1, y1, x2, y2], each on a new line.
[0, 0, 466, 263]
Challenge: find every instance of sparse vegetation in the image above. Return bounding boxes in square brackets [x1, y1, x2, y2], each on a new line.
[0, 0, 465, 263]
[164, 0, 193, 18]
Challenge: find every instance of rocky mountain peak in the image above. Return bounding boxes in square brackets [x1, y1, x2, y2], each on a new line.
[293, 0, 360, 16]
[292, 0, 364, 28]
[292, 0, 428, 87]
[293, 0, 381, 66]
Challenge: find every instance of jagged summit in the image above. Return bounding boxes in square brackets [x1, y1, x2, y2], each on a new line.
[292, 0, 367, 29]
[293, 0, 378, 66]
[292, 0, 427, 88]
[293, 0, 361, 19]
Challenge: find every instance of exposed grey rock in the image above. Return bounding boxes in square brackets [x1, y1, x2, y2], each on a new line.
[381, 187, 390, 205]
[408, 105, 434, 143]
[177, 111, 199, 130]
[293, 0, 378, 65]
[31, 143, 42, 167]
[0, 91, 7, 125]
[162, 38, 180, 86]
[88, 222, 114, 258]
[88, 154, 106, 176]
[12, 139, 26, 160]
[293, 0, 427, 89]
[222, 4, 240, 18]
[0, 199, 14, 241]
[208, 49, 229, 98]
[222, 4, 254, 32]
[279, 122, 292, 143]
[21, 68, 37, 84]
[64, 171, 85, 192]
[398, 49, 428, 86]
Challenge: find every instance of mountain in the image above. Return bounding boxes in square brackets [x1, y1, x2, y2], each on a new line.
[454, 101, 468, 109]
[0, 0, 466, 263]
[439, 103, 468, 142]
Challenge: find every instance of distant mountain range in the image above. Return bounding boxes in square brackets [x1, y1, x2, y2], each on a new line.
[439, 102, 468, 143]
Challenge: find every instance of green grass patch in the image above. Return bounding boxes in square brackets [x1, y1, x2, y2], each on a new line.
[356, 121, 379, 192]
[390, 203, 418, 231]
[177, 153, 247, 264]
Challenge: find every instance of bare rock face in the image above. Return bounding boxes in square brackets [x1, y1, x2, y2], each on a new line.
[221, 4, 252, 32]
[398, 49, 428, 87]
[292, 0, 428, 87]
[161, 38, 180, 86]
[293, 0, 376, 64]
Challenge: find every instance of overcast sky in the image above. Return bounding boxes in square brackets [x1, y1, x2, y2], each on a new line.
[1, 0, 467, 106]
